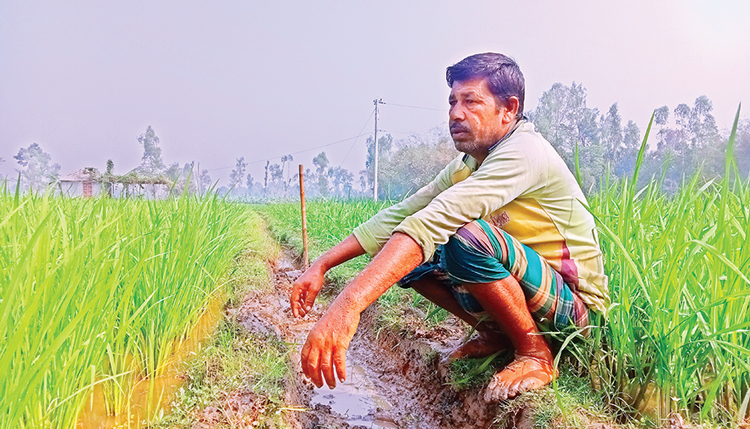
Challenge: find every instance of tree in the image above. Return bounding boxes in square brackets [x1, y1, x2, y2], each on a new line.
[14, 143, 61, 191]
[528, 82, 603, 191]
[312, 151, 330, 197]
[229, 157, 247, 189]
[600, 103, 623, 166]
[736, 119, 750, 179]
[360, 134, 393, 195]
[268, 162, 284, 196]
[102, 159, 115, 196]
[650, 97, 723, 190]
[376, 127, 457, 200]
[137, 126, 165, 176]
[280, 154, 294, 195]
[264, 161, 270, 195]
[164, 162, 197, 195]
[327, 166, 354, 198]
[198, 169, 212, 194]
[616, 120, 641, 177]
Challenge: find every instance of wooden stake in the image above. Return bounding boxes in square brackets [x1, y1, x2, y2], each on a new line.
[299, 164, 309, 270]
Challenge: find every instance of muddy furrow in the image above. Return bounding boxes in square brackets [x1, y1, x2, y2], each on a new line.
[236, 250, 501, 429]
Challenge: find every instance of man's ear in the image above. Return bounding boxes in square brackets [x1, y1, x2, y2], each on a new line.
[501, 96, 520, 123]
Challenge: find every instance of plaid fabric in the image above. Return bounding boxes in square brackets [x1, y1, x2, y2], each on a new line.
[401, 219, 589, 333]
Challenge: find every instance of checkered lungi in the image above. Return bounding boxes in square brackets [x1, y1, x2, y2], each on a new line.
[400, 219, 589, 333]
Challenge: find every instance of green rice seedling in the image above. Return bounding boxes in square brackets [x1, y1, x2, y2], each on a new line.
[0, 190, 251, 428]
[584, 105, 750, 425]
[257, 198, 390, 286]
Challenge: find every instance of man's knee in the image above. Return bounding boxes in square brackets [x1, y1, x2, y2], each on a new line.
[441, 220, 509, 285]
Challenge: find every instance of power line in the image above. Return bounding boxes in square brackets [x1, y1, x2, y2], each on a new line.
[208, 132, 371, 172]
[208, 101, 443, 173]
[338, 107, 375, 167]
[384, 102, 445, 112]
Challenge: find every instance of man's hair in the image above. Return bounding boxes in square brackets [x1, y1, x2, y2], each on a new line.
[446, 53, 525, 119]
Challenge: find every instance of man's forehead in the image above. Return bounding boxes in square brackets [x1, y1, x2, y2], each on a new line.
[449, 78, 491, 97]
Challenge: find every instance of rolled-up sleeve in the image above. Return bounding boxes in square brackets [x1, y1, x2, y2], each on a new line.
[352, 156, 460, 256]
[393, 145, 546, 262]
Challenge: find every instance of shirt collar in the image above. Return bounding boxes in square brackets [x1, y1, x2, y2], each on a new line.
[486, 117, 526, 153]
[461, 117, 527, 169]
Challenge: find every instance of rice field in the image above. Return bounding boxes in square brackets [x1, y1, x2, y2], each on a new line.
[258, 112, 750, 425]
[0, 189, 251, 428]
[2, 113, 747, 427]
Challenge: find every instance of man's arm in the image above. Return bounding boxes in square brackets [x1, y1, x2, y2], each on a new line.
[300, 232, 423, 389]
[291, 234, 366, 318]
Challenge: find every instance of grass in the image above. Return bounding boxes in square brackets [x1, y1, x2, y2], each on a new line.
[256, 199, 388, 286]
[579, 107, 750, 425]
[152, 209, 292, 429]
[0, 189, 252, 428]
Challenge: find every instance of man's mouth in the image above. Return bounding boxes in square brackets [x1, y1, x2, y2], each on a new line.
[450, 123, 470, 135]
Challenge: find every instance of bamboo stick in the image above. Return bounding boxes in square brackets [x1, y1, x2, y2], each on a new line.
[299, 164, 309, 269]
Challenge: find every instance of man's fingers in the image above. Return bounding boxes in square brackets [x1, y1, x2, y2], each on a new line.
[302, 340, 324, 388]
[291, 284, 304, 317]
[333, 347, 347, 383]
[308, 350, 324, 388]
[300, 340, 312, 379]
[303, 292, 317, 314]
[320, 353, 337, 389]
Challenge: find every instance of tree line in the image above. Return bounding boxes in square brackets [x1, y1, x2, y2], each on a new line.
[5, 82, 749, 198]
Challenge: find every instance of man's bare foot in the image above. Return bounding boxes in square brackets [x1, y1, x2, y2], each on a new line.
[483, 355, 557, 402]
[446, 331, 512, 362]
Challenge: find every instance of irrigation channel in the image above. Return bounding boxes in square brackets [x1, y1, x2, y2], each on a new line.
[237, 248, 503, 429]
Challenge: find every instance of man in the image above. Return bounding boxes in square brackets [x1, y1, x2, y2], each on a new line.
[291, 52, 608, 402]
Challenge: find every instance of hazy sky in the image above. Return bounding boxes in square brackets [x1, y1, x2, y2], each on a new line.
[2, 1, 749, 185]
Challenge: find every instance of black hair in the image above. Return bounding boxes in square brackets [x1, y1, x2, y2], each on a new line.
[446, 53, 525, 119]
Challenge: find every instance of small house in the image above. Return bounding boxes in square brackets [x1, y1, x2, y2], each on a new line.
[60, 168, 101, 197]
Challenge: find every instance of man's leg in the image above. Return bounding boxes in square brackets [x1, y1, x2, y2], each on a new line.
[463, 277, 555, 402]
[440, 219, 588, 401]
[408, 275, 511, 360]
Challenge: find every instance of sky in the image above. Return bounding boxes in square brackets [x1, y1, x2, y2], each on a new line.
[1, 1, 749, 186]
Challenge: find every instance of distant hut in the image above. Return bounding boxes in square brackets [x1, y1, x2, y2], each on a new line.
[119, 170, 170, 199]
[60, 168, 101, 197]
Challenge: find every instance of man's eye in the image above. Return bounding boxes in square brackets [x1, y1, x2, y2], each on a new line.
[449, 100, 457, 106]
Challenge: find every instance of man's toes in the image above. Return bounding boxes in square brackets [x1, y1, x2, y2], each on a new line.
[484, 374, 509, 402]
[511, 376, 541, 396]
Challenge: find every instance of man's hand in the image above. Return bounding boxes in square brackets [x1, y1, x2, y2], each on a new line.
[297, 232, 423, 389]
[300, 303, 359, 388]
[291, 264, 326, 318]
[290, 235, 367, 318]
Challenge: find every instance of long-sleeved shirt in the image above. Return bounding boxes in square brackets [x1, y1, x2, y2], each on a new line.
[352, 120, 609, 314]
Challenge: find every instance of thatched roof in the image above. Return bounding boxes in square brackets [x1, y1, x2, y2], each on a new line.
[60, 168, 100, 183]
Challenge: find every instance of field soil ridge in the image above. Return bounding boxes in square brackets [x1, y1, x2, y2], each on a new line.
[235, 248, 505, 429]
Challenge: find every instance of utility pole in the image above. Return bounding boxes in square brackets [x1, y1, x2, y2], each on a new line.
[373, 98, 384, 200]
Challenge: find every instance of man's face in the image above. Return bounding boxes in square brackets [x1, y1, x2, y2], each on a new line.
[448, 78, 510, 159]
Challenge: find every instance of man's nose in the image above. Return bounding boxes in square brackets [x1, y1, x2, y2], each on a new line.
[449, 103, 466, 122]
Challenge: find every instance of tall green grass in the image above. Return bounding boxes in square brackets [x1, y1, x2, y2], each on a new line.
[585, 106, 750, 424]
[0, 190, 250, 428]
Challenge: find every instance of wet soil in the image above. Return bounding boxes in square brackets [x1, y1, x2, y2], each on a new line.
[234, 249, 503, 429]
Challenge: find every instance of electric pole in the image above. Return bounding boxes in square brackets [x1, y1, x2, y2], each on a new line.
[373, 98, 384, 200]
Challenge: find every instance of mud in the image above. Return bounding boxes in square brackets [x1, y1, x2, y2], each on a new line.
[232, 249, 503, 429]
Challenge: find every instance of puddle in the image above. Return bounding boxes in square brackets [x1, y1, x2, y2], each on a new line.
[77, 296, 225, 428]
[311, 359, 397, 428]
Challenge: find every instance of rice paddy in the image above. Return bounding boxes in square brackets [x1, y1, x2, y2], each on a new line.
[0, 189, 251, 428]
[2, 112, 748, 428]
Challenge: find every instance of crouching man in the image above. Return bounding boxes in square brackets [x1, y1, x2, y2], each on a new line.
[291, 52, 608, 402]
